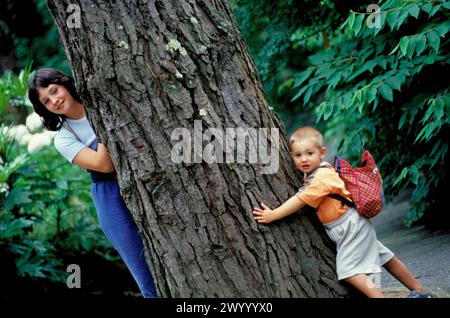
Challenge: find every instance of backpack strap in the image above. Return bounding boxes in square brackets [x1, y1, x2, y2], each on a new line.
[327, 193, 355, 208]
[334, 155, 341, 174]
[318, 163, 355, 208]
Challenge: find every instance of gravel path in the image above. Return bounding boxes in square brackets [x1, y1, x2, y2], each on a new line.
[372, 192, 450, 298]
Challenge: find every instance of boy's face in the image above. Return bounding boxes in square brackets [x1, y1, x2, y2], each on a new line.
[290, 139, 326, 175]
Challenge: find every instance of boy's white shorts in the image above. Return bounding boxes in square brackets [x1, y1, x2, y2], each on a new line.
[324, 207, 395, 281]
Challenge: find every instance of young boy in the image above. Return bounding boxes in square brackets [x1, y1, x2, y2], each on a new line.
[252, 126, 429, 298]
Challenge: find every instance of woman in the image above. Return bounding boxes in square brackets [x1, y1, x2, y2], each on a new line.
[28, 68, 157, 298]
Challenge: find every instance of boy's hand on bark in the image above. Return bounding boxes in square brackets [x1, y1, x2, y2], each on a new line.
[252, 202, 276, 224]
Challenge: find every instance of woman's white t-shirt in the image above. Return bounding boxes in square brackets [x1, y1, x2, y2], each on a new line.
[54, 116, 96, 163]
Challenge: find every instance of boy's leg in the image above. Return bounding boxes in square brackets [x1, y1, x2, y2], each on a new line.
[383, 256, 426, 294]
[345, 274, 385, 298]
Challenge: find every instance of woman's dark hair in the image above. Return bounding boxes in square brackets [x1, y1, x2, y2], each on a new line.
[28, 68, 82, 131]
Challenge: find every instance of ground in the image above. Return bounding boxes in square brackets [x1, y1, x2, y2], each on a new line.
[372, 192, 450, 298]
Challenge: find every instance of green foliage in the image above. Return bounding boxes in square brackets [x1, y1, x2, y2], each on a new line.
[0, 66, 32, 121]
[0, 0, 70, 74]
[13, 0, 70, 72]
[14, 145, 113, 248]
[231, 0, 346, 127]
[1, 140, 116, 282]
[235, 0, 450, 225]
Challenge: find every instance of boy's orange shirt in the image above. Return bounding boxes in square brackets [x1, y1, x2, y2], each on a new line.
[296, 162, 353, 224]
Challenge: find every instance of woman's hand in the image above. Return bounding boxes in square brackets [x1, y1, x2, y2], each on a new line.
[252, 202, 277, 224]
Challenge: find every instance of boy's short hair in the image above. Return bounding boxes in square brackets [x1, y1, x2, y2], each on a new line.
[289, 126, 324, 149]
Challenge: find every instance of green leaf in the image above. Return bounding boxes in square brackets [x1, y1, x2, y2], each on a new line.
[303, 86, 314, 104]
[386, 9, 401, 31]
[444, 95, 450, 117]
[291, 84, 309, 102]
[385, 75, 402, 91]
[327, 72, 341, 89]
[348, 12, 356, 30]
[390, 43, 400, 55]
[435, 22, 449, 38]
[408, 5, 420, 19]
[277, 78, 294, 95]
[357, 100, 365, 113]
[0, 218, 34, 239]
[434, 98, 445, 120]
[316, 65, 335, 80]
[373, 11, 386, 36]
[421, 3, 433, 15]
[410, 165, 419, 186]
[342, 92, 352, 108]
[424, 56, 435, 64]
[399, 113, 407, 129]
[430, 5, 441, 17]
[308, 50, 333, 65]
[408, 108, 418, 124]
[415, 122, 437, 143]
[293, 68, 314, 88]
[426, 30, 440, 53]
[414, 34, 427, 56]
[324, 102, 334, 120]
[430, 140, 441, 157]
[354, 14, 365, 36]
[422, 101, 435, 122]
[367, 86, 377, 103]
[347, 64, 369, 81]
[354, 89, 363, 103]
[406, 36, 417, 59]
[393, 167, 409, 186]
[340, 15, 349, 30]
[430, 143, 447, 169]
[395, 9, 410, 29]
[379, 84, 393, 102]
[3, 188, 33, 210]
[399, 36, 409, 56]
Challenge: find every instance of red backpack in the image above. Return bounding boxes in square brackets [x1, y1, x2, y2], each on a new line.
[329, 150, 384, 219]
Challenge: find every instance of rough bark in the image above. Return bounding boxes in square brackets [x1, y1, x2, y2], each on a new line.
[46, 0, 347, 297]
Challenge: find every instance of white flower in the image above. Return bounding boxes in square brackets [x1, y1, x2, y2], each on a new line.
[27, 132, 52, 153]
[43, 130, 57, 139]
[0, 182, 9, 195]
[6, 125, 28, 143]
[26, 112, 43, 133]
[19, 132, 33, 146]
[1, 126, 10, 136]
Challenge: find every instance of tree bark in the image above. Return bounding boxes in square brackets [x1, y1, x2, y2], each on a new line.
[46, 0, 347, 297]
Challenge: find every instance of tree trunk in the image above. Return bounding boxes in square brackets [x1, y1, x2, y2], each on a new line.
[46, 0, 347, 297]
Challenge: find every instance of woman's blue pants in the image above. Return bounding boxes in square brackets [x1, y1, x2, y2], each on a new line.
[91, 180, 157, 298]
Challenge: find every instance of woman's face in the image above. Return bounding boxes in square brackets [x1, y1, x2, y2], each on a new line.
[37, 84, 75, 115]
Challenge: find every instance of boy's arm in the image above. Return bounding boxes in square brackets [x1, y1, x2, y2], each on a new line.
[252, 195, 305, 224]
